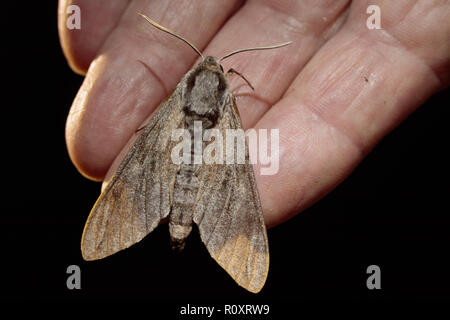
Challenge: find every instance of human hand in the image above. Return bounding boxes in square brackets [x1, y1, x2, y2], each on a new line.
[60, 0, 449, 228]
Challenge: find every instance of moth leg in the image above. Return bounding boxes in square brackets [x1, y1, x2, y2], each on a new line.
[135, 126, 146, 133]
[226, 68, 254, 91]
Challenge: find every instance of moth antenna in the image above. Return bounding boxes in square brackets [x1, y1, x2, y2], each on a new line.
[138, 12, 204, 59]
[219, 41, 292, 62]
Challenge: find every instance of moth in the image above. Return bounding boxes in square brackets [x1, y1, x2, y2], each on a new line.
[81, 12, 291, 293]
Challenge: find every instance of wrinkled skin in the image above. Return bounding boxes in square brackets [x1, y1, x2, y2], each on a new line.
[59, 0, 449, 228]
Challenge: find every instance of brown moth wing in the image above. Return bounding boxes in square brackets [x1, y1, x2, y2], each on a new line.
[81, 89, 185, 261]
[193, 99, 269, 293]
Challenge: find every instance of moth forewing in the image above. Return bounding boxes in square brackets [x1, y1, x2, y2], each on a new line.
[81, 84, 185, 261]
[192, 92, 269, 293]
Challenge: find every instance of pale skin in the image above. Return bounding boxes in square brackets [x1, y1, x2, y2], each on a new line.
[60, 0, 449, 228]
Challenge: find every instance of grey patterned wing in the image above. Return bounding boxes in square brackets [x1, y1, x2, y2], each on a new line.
[193, 100, 269, 293]
[81, 91, 184, 260]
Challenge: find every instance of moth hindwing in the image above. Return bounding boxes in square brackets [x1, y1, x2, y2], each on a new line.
[81, 13, 291, 293]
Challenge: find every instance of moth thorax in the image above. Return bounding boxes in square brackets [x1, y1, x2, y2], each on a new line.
[184, 70, 226, 124]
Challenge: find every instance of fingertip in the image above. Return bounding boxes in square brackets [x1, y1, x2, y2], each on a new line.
[58, 31, 89, 75]
[65, 115, 108, 182]
[58, 0, 130, 75]
[64, 56, 114, 181]
[58, 0, 89, 75]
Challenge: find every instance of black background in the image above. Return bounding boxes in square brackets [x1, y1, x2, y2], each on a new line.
[2, 1, 449, 307]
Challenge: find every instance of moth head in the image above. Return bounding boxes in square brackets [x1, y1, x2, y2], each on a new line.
[203, 56, 224, 73]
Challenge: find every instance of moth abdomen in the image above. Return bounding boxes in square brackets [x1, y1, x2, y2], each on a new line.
[169, 162, 200, 250]
[169, 222, 192, 252]
[173, 167, 200, 204]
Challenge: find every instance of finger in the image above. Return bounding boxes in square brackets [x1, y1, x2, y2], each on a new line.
[66, 0, 243, 180]
[58, 0, 130, 74]
[204, 0, 351, 129]
[255, 0, 449, 228]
